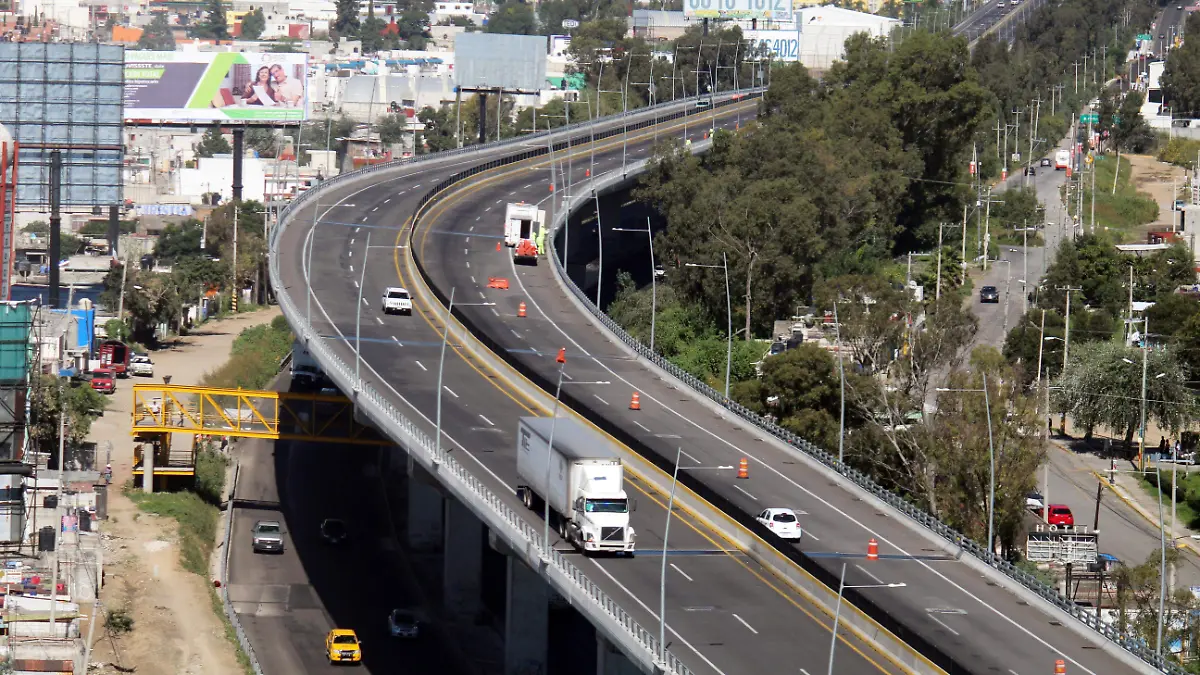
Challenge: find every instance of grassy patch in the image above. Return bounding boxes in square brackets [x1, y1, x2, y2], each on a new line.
[125, 450, 228, 576]
[209, 587, 255, 674]
[1158, 136, 1200, 171]
[201, 315, 294, 390]
[1069, 155, 1158, 236]
[1140, 470, 1200, 530]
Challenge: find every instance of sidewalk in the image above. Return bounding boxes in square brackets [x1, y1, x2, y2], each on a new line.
[85, 308, 280, 674]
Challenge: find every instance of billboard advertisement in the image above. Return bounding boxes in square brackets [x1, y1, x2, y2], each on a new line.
[124, 51, 309, 122]
[745, 30, 801, 61]
[455, 33, 548, 93]
[683, 0, 792, 20]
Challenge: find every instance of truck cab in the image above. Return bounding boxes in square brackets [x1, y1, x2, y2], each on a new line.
[574, 492, 634, 553]
[1054, 149, 1071, 170]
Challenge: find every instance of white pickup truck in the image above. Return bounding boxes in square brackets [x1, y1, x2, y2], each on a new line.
[381, 287, 413, 315]
[129, 354, 154, 377]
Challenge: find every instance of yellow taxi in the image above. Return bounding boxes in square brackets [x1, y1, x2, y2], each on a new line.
[325, 628, 362, 665]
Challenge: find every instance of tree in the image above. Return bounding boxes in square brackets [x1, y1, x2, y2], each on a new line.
[239, 7, 265, 39]
[1162, 12, 1200, 117]
[486, 2, 537, 34]
[244, 127, 279, 158]
[99, 266, 184, 344]
[196, 0, 229, 39]
[28, 376, 106, 460]
[194, 127, 231, 158]
[736, 344, 845, 448]
[378, 113, 408, 145]
[1112, 91, 1154, 153]
[335, 0, 361, 36]
[417, 105, 458, 153]
[1053, 340, 1193, 445]
[154, 220, 206, 261]
[137, 13, 176, 50]
[360, 16, 390, 52]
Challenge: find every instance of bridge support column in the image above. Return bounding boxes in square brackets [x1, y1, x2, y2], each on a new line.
[504, 556, 548, 675]
[406, 462, 443, 552]
[596, 634, 639, 675]
[443, 498, 483, 621]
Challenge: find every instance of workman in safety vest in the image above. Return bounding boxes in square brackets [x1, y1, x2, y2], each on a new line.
[536, 226, 546, 256]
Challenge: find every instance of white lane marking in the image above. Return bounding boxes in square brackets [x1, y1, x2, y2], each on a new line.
[383, 198, 391, 204]
[476, 216, 481, 221]
[586, 560, 729, 675]
[511, 329, 523, 339]
[466, 261, 471, 269]
[360, 215, 368, 222]
[509, 190, 517, 196]
[353, 279, 359, 289]
[372, 206, 379, 211]
[1009, 671, 1021, 675]
[465, 237, 471, 244]
[391, 336, 403, 346]
[361, 297, 369, 306]
[444, 386, 459, 398]
[471, 275, 477, 284]
[354, 227, 360, 233]
[731, 613, 758, 634]
[469, 225, 475, 231]
[927, 614, 960, 636]
[594, 394, 609, 406]
[800, 670, 812, 675]
[562, 371, 573, 381]
[479, 291, 487, 299]
[479, 414, 495, 426]
[803, 530, 820, 541]
[350, 264, 355, 272]
[633, 421, 649, 432]
[484, 205, 491, 212]
[464, 248, 469, 255]
[680, 450, 700, 464]
[350, 238, 355, 245]
[733, 485, 758, 501]
[505, 251, 1097, 674]
[492, 308, 500, 316]
[375, 316, 384, 325]
[670, 563, 693, 581]
[415, 360, 427, 371]
[855, 564, 883, 584]
[523, 183, 532, 189]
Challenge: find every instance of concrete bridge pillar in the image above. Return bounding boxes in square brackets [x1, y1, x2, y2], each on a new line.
[596, 634, 641, 675]
[443, 498, 484, 621]
[406, 462, 443, 552]
[504, 556, 548, 675]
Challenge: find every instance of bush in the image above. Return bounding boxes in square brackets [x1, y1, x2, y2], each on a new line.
[1158, 135, 1200, 171]
[126, 489, 218, 575]
[105, 608, 134, 634]
[194, 449, 228, 505]
[201, 315, 293, 389]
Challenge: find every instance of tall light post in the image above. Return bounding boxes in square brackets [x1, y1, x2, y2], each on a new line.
[543, 347, 568, 559]
[660, 447, 733, 663]
[354, 231, 371, 385]
[613, 220, 657, 352]
[828, 562, 906, 675]
[937, 374, 997, 554]
[833, 302, 846, 466]
[685, 253, 732, 398]
[435, 287, 456, 466]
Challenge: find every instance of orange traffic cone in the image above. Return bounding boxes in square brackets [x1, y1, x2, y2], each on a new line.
[629, 392, 641, 410]
[549, 183, 555, 192]
[736, 457, 749, 479]
[586, 168, 591, 177]
[867, 538, 879, 561]
[1054, 660, 1065, 675]
[496, 241, 501, 251]
[518, 302, 527, 318]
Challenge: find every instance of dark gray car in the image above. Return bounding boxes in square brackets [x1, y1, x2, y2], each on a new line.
[251, 520, 285, 553]
[979, 285, 1000, 303]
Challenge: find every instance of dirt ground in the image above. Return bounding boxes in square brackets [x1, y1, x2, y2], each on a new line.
[86, 308, 281, 674]
[1126, 153, 1188, 234]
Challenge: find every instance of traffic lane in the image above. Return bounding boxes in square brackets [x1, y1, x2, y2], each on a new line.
[584, 551, 903, 675]
[229, 436, 315, 675]
[283, 439, 466, 674]
[415, 125, 1147, 675]
[1045, 448, 1200, 585]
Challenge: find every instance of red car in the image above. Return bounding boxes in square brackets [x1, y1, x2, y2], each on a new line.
[1038, 504, 1074, 526]
[90, 368, 115, 395]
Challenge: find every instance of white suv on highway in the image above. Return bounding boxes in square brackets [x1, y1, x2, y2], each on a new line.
[381, 287, 413, 315]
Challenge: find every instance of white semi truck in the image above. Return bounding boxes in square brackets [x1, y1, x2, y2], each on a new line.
[290, 340, 327, 390]
[516, 416, 636, 555]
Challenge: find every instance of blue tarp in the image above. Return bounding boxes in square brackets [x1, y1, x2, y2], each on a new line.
[49, 308, 96, 352]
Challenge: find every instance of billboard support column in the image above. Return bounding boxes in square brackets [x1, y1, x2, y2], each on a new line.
[478, 92, 488, 145]
[48, 150, 62, 310]
[455, 88, 463, 149]
[108, 204, 120, 261]
[232, 127, 245, 203]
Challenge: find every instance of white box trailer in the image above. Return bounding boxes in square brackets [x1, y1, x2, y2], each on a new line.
[516, 416, 636, 554]
[290, 340, 326, 389]
[503, 202, 545, 248]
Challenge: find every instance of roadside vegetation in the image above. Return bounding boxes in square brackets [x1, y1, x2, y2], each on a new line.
[1067, 155, 1159, 234]
[201, 315, 294, 390]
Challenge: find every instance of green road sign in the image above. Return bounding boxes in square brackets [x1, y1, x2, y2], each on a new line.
[1081, 113, 1099, 124]
[1138, 33, 1153, 41]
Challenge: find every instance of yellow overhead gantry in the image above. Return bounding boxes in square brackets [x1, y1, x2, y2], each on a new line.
[129, 383, 389, 485]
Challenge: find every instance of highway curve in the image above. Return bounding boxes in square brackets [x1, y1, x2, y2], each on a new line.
[276, 98, 912, 675]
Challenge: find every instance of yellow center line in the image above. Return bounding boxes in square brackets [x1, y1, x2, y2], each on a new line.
[362, 101, 931, 675]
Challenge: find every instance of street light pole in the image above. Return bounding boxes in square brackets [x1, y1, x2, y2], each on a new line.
[827, 562, 906, 675]
[355, 231, 371, 384]
[684, 255, 733, 397]
[937, 377, 996, 554]
[834, 302, 845, 466]
[543, 349, 567, 559]
[612, 221, 658, 352]
[660, 447, 733, 663]
[435, 287, 456, 465]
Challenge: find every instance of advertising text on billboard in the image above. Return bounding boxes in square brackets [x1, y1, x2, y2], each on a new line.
[744, 30, 801, 61]
[124, 51, 309, 123]
[683, 0, 792, 20]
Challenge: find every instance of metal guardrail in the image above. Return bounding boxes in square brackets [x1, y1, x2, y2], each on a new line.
[538, 125, 1184, 675]
[266, 93, 750, 675]
[220, 460, 265, 674]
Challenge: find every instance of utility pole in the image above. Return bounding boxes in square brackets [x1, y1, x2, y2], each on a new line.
[1022, 222, 1029, 315]
[1012, 108, 1023, 171]
[1059, 286, 1082, 372]
[961, 205, 968, 279]
[936, 221, 944, 301]
[984, 187, 993, 271]
[1073, 61, 1081, 93]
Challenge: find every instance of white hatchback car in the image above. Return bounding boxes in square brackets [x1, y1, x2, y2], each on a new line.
[756, 508, 803, 541]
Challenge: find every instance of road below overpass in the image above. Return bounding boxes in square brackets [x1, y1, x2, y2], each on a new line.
[270, 85, 1164, 675]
